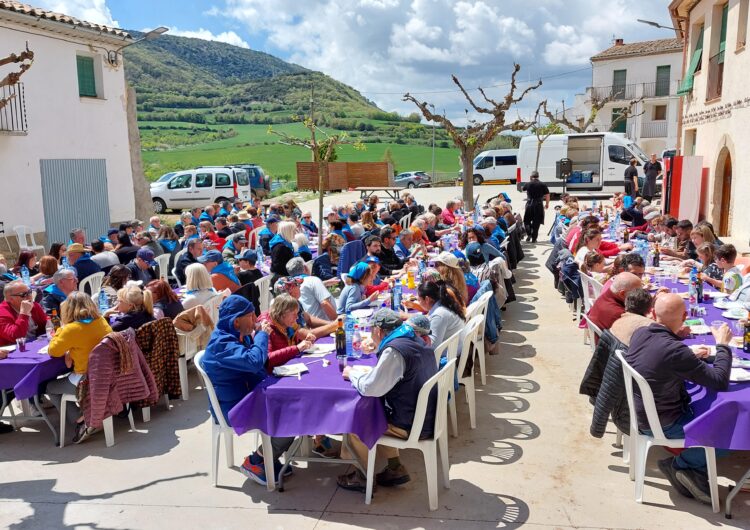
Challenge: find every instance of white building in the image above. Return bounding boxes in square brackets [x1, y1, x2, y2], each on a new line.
[670, 0, 749, 241]
[0, 2, 137, 247]
[585, 38, 684, 156]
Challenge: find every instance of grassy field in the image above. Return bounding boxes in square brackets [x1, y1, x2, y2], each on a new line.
[140, 122, 461, 181]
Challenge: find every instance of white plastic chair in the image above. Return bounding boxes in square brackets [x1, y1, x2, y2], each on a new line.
[59, 392, 134, 448]
[446, 315, 483, 433]
[13, 225, 45, 255]
[172, 249, 187, 287]
[194, 350, 276, 490]
[176, 324, 206, 400]
[203, 294, 222, 328]
[465, 291, 492, 385]
[365, 357, 456, 511]
[432, 329, 462, 369]
[579, 272, 604, 334]
[615, 350, 720, 512]
[254, 275, 272, 313]
[155, 253, 171, 281]
[399, 212, 412, 231]
[79, 272, 104, 296]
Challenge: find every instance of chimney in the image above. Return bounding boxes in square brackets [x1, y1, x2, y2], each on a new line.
[614, 38, 624, 46]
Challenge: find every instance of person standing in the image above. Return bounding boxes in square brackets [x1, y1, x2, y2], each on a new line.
[642, 154, 662, 202]
[522, 171, 550, 243]
[624, 158, 639, 202]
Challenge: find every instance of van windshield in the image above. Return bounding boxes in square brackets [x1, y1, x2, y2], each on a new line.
[157, 172, 177, 183]
[627, 142, 648, 163]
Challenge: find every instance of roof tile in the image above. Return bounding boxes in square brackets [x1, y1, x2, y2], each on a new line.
[0, 0, 130, 39]
[591, 38, 683, 61]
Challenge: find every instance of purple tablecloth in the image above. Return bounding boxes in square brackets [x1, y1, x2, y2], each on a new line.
[656, 276, 750, 450]
[228, 336, 388, 448]
[0, 338, 67, 400]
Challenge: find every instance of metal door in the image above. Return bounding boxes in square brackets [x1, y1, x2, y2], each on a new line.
[40, 159, 111, 245]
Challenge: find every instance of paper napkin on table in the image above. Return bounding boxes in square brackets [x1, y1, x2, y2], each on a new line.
[273, 364, 309, 377]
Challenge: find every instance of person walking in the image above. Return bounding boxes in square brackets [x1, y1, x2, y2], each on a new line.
[642, 153, 662, 202]
[624, 158, 639, 202]
[522, 171, 549, 243]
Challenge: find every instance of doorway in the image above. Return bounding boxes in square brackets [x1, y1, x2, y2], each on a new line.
[716, 148, 732, 236]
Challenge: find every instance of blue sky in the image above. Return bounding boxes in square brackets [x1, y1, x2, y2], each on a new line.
[39, 1, 678, 120]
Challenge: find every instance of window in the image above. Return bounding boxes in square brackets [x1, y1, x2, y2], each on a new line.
[677, 24, 704, 95]
[495, 156, 517, 166]
[612, 69, 627, 98]
[611, 108, 627, 133]
[76, 55, 96, 97]
[654, 105, 667, 120]
[608, 145, 632, 164]
[655, 65, 671, 96]
[475, 157, 493, 169]
[684, 129, 697, 156]
[168, 173, 191, 189]
[235, 170, 249, 186]
[215, 173, 232, 187]
[739, 0, 748, 49]
[195, 173, 213, 188]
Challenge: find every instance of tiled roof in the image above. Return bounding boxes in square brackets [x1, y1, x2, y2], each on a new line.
[0, 1, 130, 39]
[591, 38, 683, 61]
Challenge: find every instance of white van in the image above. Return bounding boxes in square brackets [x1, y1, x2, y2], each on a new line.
[458, 149, 518, 185]
[150, 166, 251, 213]
[517, 133, 648, 195]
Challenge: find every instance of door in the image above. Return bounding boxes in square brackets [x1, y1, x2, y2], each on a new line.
[611, 108, 627, 133]
[193, 172, 214, 202]
[474, 155, 494, 181]
[494, 155, 517, 182]
[720, 153, 732, 236]
[613, 69, 627, 98]
[655, 65, 671, 96]
[40, 159, 111, 245]
[214, 171, 233, 200]
[164, 172, 193, 208]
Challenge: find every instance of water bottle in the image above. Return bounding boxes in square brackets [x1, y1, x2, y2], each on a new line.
[98, 289, 109, 314]
[392, 282, 402, 311]
[62, 256, 70, 269]
[344, 315, 355, 357]
[608, 220, 615, 241]
[592, 199, 598, 214]
[20, 265, 30, 286]
[350, 324, 362, 359]
[45, 318, 55, 341]
[418, 258, 426, 278]
[688, 266, 698, 313]
[256, 244, 264, 264]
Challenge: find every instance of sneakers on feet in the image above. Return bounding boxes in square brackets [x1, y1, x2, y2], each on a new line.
[72, 423, 98, 445]
[657, 457, 693, 499]
[337, 469, 368, 493]
[376, 464, 411, 487]
[240, 455, 268, 486]
[675, 468, 712, 505]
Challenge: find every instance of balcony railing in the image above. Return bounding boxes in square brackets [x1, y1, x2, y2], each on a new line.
[642, 80, 672, 98]
[590, 81, 678, 101]
[0, 82, 27, 134]
[641, 120, 668, 138]
[590, 83, 638, 101]
[707, 51, 724, 100]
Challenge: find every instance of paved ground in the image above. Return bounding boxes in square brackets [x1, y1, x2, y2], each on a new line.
[2, 184, 749, 529]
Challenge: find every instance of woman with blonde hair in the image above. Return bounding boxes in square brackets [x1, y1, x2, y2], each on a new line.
[270, 220, 297, 284]
[690, 225, 716, 249]
[434, 251, 469, 304]
[105, 283, 155, 332]
[182, 262, 217, 310]
[313, 233, 345, 281]
[293, 232, 313, 262]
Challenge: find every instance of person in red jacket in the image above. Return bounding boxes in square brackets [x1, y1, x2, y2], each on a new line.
[257, 293, 314, 363]
[0, 280, 47, 345]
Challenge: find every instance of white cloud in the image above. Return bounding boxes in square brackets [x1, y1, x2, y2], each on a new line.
[543, 23, 600, 66]
[35, 0, 118, 27]
[165, 27, 250, 49]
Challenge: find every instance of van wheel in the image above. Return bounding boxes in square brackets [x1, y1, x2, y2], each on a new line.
[473, 174, 483, 186]
[215, 196, 229, 204]
[152, 198, 166, 214]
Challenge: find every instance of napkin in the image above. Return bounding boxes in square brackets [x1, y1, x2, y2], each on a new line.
[729, 368, 750, 382]
[272, 364, 309, 377]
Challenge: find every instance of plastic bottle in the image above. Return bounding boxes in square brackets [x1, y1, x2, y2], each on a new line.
[62, 256, 70, 270]
[20, 265, 30, 286]
[344, 315, 354, 357]
[350, 324, 362, 359]
[744, 320, 750, 354]
[45, 319, 55, 341]
[391, 282, 402, 311]
[335, 317, 347, 371]
[98, 290, 109, 314]
[592, 199, 598, 214]
[688, 267, 698, 314]
[256, 244, 264, 266]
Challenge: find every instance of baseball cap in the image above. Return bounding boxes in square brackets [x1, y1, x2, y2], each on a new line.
[237, 249, 258, 264]
[371, 308, 402, 332]
[407, 314, 431, 336]
[266, 215, 280, 225]
[274, 276, 303, 296]
[66, 243, 86, 254]
[348, 262, 370, 281]
[363, 255, 380, 264]
[323, 206, 334, 217]
[434, 251, 460, 269]
[197, 250, 223, 264]
[465, 242, 483, 260]
[136, 247, 157, 266]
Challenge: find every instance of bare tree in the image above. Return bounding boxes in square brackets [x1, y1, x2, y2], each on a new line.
[404, 64, 541, 206]
[531, 101, 564, 171]
[0, 45, 34, 111]
[541, 95, 644, 134]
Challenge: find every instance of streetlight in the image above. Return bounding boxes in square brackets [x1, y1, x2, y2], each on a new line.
[636, 19, 683, 36]
[107, 26, 169, 66]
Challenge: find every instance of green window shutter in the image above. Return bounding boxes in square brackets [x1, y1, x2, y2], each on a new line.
[611, 108, 627, 133]
[76, 56, 96, 97]
[677, 26, 704, 95]
[718, 4, 729, 61]
[656, 65, 671, 96]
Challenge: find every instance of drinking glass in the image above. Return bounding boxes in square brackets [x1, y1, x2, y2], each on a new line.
[711, 320, 725, 335]
[15, 337, 26, 352]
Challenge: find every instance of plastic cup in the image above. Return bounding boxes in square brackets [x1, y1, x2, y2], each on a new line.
[15, 337, 26, 352]
[711, 320, 725, 335]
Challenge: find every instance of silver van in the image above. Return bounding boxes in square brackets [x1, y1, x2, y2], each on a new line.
[150, 166, 251, 213]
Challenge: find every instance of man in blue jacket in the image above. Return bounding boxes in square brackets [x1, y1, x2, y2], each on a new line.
[66, 243, 102, 287]
[201, 295, 295, 487]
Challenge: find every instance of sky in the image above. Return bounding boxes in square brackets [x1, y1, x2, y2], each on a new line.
[36, 0, 678, 122]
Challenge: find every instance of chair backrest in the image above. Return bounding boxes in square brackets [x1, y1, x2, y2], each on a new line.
[172, 249, 187, 287]
[13, 225, 42, 249]
[254, 275, 272, 313]
[579, 272, 603, 313]
[455, 315, 484, 376]
[432, 329, 462, 367]
[407, 357, 457, 443]
[155, 254, 171, 280]
[304, 260, 313, 274]
[466, 291, 492, 320]
[194, 350, 229, 428]
[79, 271, 104, 295]
[249, 226, 264, 250]
[399, 212, 412, 230]
[586, 318, 603, 342]
[202, 294, 222, 327]
[614, 349, 668, 441]
[337, 239, 366, 280]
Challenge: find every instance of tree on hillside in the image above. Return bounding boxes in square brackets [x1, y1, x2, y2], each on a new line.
[404, 64, 541, 206]
[531, 101, 565, 172]
[382, 147, 396, 175]
[0, 46, 34, 110]
[539, 96, 644, 135]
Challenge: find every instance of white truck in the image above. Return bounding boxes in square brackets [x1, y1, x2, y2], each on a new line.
[517, 133, 649, 196]
[458, 149, 518, 186]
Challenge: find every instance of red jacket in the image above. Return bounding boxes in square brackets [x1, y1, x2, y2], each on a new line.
[587, 288, 626, 331]
[257, 312, 303, 371]
[597, 240, 621, 258]
[0, 300, 47, 345]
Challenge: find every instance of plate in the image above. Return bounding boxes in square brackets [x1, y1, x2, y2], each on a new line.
[349, 365, 372, 375]
[722, 310, 747, 320]
[690, 325, 711, 335]
[729, 367, 750, 382]
[351, 309, 373, 319]
[304, 344, 335, 355]
[0, 345, 15, 353]
[708, 292, 728, 299]
[731, 336, 744, 348]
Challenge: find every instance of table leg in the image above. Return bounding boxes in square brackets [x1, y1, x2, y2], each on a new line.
[725, 466, 750, 519]
[34, 394, 59, 446]
[277, 436, 304, 492]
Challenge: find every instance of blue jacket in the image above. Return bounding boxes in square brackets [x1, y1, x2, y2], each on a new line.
[201, 296, 270, 421]
[199, 211, 214, 224]
[73, 254, 102, 288]
[312, 252, 335, 281]
[337, 283, 371, 314]
[471, 280, 501, 344]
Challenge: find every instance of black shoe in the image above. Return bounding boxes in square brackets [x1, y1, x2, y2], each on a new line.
[337, 469, 368, 493]
[376, 464, 411, 487]
[0, 422, 14, 434]
[675, 468, 712, 505]
[657, 457, 693, 499]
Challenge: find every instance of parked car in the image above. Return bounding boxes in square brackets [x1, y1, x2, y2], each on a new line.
[228, 163, 271, 199]
[150, 166, 251, 213]
[394, 171, 432, 188]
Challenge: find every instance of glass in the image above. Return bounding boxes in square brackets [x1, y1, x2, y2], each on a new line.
[671, 288, 679, 294]
[711, 320, 725, 335]
[733, 320, 745, 337]
[15, 337, 26, 352]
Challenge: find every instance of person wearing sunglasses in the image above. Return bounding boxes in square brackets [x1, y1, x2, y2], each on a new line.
[0, 280, 48, 346]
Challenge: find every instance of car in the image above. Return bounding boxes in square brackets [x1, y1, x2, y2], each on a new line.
[394, 171, 432, 188]
[149, 166, 251, 213]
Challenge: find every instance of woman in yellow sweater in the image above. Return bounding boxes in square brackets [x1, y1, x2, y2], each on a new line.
[47, 291, 112, 444]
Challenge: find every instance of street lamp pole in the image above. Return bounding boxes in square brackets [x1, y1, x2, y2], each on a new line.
[636, 19, 683, 37]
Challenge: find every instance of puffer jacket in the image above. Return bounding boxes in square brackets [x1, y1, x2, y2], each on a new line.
[579, 328, 630, 437]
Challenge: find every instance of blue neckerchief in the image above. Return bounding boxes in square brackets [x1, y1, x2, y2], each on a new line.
[78, 318, 94, 324]
[395, 239, 409, 256]
[186, 287, 216, 296]
[159, 239, 178, 253]
[332, 229, 345, 239]
[219, 208, 231, 217]
[259, 227, 273, 238]
[465, 271, 480, 288]
[1, 271, 19, 281]
[342, 224, 352, 233]
[379, 324, 416, 351]
[223, 239, 237, 252]
[191, 216, 200, 226]
[211, 261, 240, 284]
[492, 226, 506, 240]
[98, 236, 112, 244]
[297, 245, 310, 255]
[44, 283, 67, 301]
[375, 219, 385, 226]
[269, 233, 293, 252]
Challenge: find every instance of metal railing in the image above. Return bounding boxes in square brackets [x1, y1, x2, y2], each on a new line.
[641, 120, 668, 138]
[590, 83, 638, 101]
[0, 82, 27, 134]
[707, 52, 724, 100]
[642, 80, 673, 98]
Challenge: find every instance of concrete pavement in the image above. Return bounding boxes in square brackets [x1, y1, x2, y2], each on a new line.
[1, 184, 749, 529]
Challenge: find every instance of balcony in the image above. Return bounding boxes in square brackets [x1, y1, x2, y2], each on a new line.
[641, 120, 668, 138]
[642, 80, 672, 98]
[0, 82, 27, 134]
[590, 83, 638, 101]
[706, 51, 724, 101]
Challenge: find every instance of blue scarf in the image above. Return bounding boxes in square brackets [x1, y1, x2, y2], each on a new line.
[269, 233, 293, 252]
[332, 229, 346, 239]
[395, 239, 410, 257]
[159, 239, 178, 253]
[219, 208, 231, 217]
[211, 261, 240, 285]
[223, 239, 237, 252]
[379, 324, 417, 351]
[191, 216, 200, 226]
[1, 271, 18, 282]
[259, 227, 274, 238]
[297, 245, 311, 256]
[44, 283, 67, 302]
[464, 271, 480, 289]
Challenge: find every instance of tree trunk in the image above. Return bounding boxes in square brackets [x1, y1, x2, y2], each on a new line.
[534, 137, 542, 172]
[461, 147, 476, 208]
[125, 86, 153, 222]
[317, 161, 326, 249]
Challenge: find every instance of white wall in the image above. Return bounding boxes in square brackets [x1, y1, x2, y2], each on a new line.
[0, 19, 135, 240]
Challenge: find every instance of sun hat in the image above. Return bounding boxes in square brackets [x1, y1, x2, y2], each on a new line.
[136, 247, 157, 266]
[237, 211, 251, 221]
[65, 243, 86, 254]
[434, 251, 460, 269]
[197, 250, 223, 264]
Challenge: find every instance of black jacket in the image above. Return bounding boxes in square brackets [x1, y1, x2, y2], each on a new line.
[174, 252, 198, 285]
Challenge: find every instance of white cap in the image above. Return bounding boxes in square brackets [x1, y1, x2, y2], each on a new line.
[435, 251, 460, 269]
[323, 206, 334, 216]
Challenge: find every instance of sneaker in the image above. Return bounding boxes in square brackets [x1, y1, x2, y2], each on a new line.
[675, 469, 712, 505]
[337, 469, 368, 493]
[312, 436, 340, 459]
[376, 464, 411, 487]
[240, 455, 268, 486]
[657, 457, 693, 499]
[72, 423, 99, 445]
[274, 459, 294, 479]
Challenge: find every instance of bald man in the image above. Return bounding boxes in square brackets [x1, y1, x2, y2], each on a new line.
[587, 272, 643, 331]
[625, 293, 732, 504]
